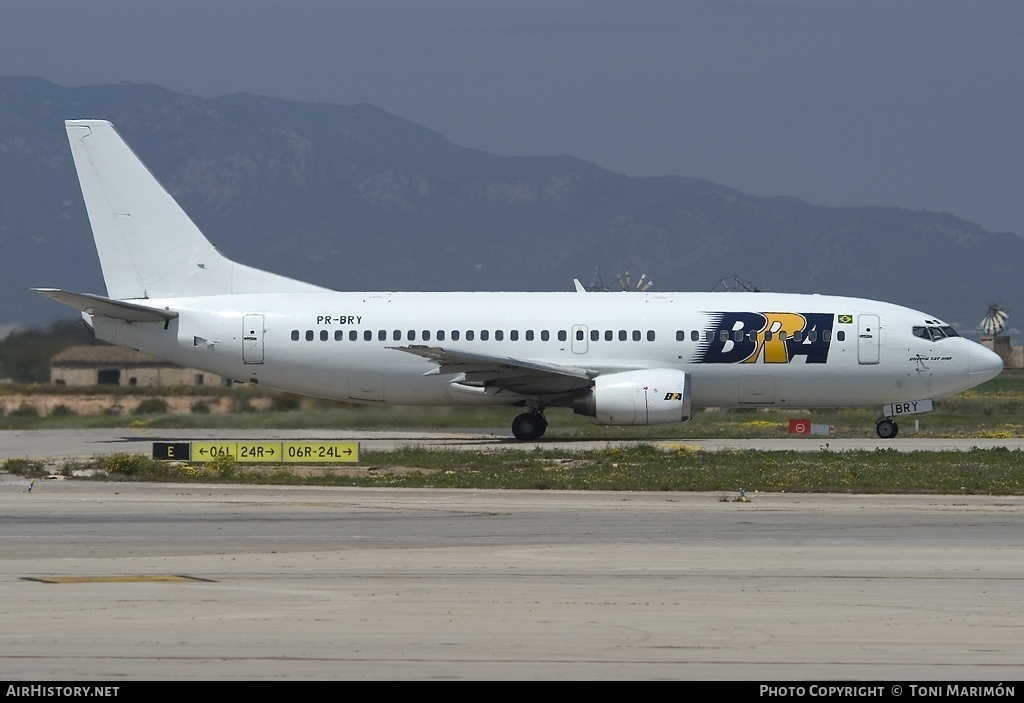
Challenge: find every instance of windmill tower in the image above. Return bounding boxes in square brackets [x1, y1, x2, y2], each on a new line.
[616, 271, 653, 292]
[980, 303, 1008, 337]
[579, 267, 652, 292]
[979, 303, 1013, 367]
[711, 275, 761, 292]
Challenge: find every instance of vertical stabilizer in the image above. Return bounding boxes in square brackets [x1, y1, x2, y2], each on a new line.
[65, 120, 326, 300]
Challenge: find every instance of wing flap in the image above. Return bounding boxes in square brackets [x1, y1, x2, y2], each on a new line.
[393, 345, 595, 395]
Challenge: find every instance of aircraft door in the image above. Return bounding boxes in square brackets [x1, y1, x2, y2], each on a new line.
[858, 314, 879, 365]
[571, 324, 589, 354]
[242, 314, 265, 364]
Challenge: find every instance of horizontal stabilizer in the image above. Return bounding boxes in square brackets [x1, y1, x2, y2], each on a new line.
[31, 288, 178, 323]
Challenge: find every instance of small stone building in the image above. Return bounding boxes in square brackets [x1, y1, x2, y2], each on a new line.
[980, 336, 1024, 369]
[50, 345, 224, 387]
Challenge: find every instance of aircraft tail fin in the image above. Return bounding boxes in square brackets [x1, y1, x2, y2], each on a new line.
[65, 120, 326, 300]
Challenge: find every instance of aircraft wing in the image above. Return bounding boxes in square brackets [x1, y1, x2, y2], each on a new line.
[393, 344, 596, 395]
[32, 288, 178, 323]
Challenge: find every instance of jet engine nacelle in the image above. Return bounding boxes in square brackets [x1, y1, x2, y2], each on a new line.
[573, 369, 692, 425]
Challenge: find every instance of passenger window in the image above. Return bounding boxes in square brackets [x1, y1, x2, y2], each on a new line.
[349, 330, 358, 341]
[690, 330, 699, 342]
[836, 331, 845, 342]
[605, 330, 613, 341]
[822, 330, 831, 342]
[335, 330, 343, 341]
[720, 330, 729, 343]
[591, 330, 599, 341]
[541, 330, 550, 341]
[510, 330, 519, 341]
[526, 330, 534, 341]
[437, 330, 446, 341]
[558, 330, 567, 342]
[422, 330, 431, 341]
[378, 330, 387, 341]
[619, 330, 627, 341]
[291, 330, 299, 341]
[807, 330, 817, 342]
[320, 331, 329, 341]
[647, 330, 655, 342]
[480, 330, 489, 341]
[393, 330, 402, 341]
[466, 330, 475, 341]
[305, 330, 314, 341]
[676, 330, 685, 342]
[495, 330, 503, 341]
[633, 330, 641, 341]
[363, 330, 372, 341]
[451, 330, 460, 341]
[407, 330, 416, 341]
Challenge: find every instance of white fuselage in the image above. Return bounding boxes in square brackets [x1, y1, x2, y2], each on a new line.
[45, 120, 1006, 439]
[88, 290, 999, 411]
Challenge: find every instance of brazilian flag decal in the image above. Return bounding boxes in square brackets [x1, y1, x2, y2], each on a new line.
[837, 314, 853, 324]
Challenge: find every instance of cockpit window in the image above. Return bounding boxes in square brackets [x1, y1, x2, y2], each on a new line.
[913, 325, 960, 341]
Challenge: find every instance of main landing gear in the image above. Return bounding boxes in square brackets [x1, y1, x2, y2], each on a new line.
[512, 410, 548, 441]
[875, 418, 899, 439]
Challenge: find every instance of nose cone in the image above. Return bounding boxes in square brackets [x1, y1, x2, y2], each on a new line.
[969, 342, 1004, 386]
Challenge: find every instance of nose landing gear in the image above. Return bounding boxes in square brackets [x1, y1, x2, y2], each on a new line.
[875, 418, 899, 439]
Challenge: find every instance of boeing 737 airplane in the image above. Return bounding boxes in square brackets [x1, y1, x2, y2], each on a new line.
[35, 120, 1003, 440]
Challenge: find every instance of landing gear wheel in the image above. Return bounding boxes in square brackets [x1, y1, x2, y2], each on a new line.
[512, 412, 548, 441]
[876, 418, 899, 439]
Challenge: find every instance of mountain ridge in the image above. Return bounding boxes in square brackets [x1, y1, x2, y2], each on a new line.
[0, 76, 1018, 336]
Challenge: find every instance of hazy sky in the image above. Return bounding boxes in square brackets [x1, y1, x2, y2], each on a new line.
[3, 0, 1024, 237]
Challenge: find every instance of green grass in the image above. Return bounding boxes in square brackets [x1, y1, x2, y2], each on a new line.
[0, 390, 1019, 440]
[5, 444, 1022, 495]
[3, 370, 1022, 437]
[1, 400, 1019, 439]
[2, 371, 1022, 494]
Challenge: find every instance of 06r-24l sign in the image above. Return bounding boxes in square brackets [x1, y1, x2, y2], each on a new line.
[153, 441, 359, 463]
